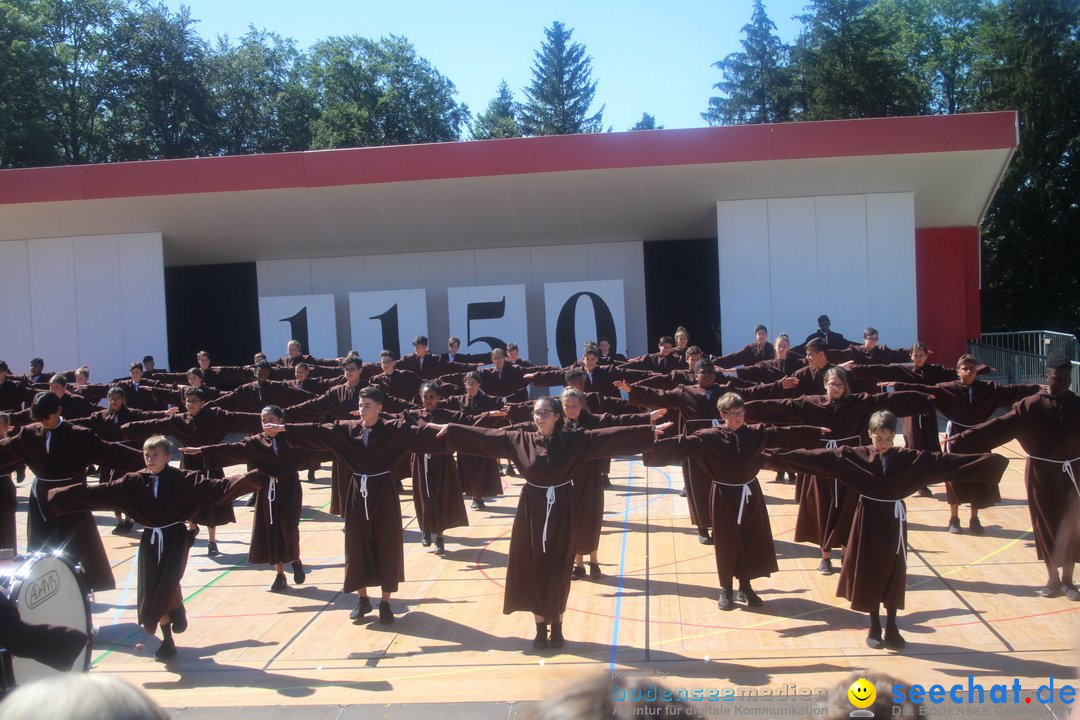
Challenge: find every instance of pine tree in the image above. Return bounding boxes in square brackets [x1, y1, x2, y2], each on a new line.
[629, 112, 662, 130]
[472, 81, 522, 140]
[704, 0, 793, 125]
[519, 21, 603, 135]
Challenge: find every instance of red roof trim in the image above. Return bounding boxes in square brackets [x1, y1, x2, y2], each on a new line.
[0, 112, 1017, 206]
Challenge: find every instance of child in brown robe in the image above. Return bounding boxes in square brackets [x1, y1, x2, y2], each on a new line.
[46, 435, 263, 661]
[765, 411, 1007, 651]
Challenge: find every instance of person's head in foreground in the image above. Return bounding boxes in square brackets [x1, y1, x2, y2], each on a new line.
[0, 674, 168, 720]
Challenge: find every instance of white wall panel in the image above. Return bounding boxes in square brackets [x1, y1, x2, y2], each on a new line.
[717, 200, 770, 352]
[117, 233, 168, 378]
[349, 289, 428, 362]
[544, 280, 626, 367]
[585, 242, 646, 359]
[867, 193, 917, 345]
[257, 259, 313, 296]
[767, 198, 817, 342]
[0, 241, 33, 371]
[310, 256, 365, 353]
[259, 294, 338, 360]
[27, 236, 79, 375]
[814, 195, 869, 337]
[73, 235, 125, 383]
[448, 284, 528, 359]
[417, 250, 478, 354]
[718, 194, 917, 355]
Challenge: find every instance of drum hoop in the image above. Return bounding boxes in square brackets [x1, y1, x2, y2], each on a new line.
[6, 553, 93, 673]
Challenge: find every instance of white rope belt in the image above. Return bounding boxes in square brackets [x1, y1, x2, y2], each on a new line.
[943, 420, 977, 452]
[147, 522, 186, 562]
[352, 471, 391, 520]
[266, 477, 278, 525]
[31, 477, 74, 522]
[423, 454, 432, 499]
[712, 478, 758, 524]
[862, 495, 907, 563]
[1026, 455, 1080, 498]
[526, 480, 573, 553]
[824, 437, 860, 506]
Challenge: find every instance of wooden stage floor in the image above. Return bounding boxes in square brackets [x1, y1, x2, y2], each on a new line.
[22, 439, 1079, 712]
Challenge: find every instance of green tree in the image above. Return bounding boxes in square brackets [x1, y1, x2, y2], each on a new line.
[0, 0, 57, 167]
[209, 28, 313, 154]
[519, 21, 603, 135]
[472, 81, 521, 140]
[629, 112, 662, 130]
[704, 0, 793, 125]
[108, 2, 217, 160]
[38, 0, 122, 164]
[306, 35, 466, 149]
[791, 0, 927, 119]
[973, 0, 1080, 334]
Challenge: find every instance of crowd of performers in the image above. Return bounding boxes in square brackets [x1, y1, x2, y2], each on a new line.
[0, 313, 1078, 662]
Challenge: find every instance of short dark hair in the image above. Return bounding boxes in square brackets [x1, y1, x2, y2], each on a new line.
[0, 361, 8, 373]
[659, 336, 675, 346]
[506, 342, 519, 352]
[186, 367, 204, 378]
[183, 387, 206, 401]
[817, 314, 830, 325]
[583, 346, 599, 359]
[261, 404, 284, 421]
[31, 392, 60, 420]
[565, 367, 586, 383]
[420, 380, 441, 396]
[1047, 353, 1072, 374]
[49, 373, 69, 387]
[864, 327, 879, 338]
[694, 359, 716, 374]
[142, 355, 155, 364]
[341, 356, 362, 370]
[754, 324, 767, 334]
[412, 335, 428, 347]
[805, 338, 827, 355]
[956, 353, 978, 368]
[379, 350, 396, 362]
[463, 371, 481, 384]
[294, 361, 310, 371]
[107, 386, 126, 399]
[910, 342, 928, 354]
[255, 360, 272, 371]
[359, 386, 385, 404]
[30, 358, 44, 368]
[686, 346, 703, 356]
[129, 362, 144, 372]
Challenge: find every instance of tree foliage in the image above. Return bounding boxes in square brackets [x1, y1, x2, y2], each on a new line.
[472, 81, 522, 140]
[629, 113, 663, 130]
[519, 21, 604, 135]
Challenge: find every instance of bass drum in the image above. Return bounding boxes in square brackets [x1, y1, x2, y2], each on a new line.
[0, 553, 92, 685]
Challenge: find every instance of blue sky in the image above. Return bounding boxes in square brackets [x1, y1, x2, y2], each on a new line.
[162, 0, 808, 133]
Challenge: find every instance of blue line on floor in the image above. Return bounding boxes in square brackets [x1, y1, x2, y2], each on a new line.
[609, 459, 635, 669]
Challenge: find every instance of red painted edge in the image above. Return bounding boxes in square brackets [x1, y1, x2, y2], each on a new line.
[915, 227, 982, 362]
[0, 111, 1017, 206]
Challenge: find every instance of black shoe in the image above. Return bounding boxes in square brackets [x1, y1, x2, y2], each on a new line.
[245, 493, 257, 507]
[14, 469, 24, 483]
[307, 469, 316, 482]
[395, 479, 405, 494]
[589, 562, 602, 579]
[434, 537, 445, 556]
[122, 518, 135, 530]
[533, 623, 548, 649]
[154, 641, 177, 662]
[571, 565, 586, 580]
[679, 488, 687, 497]
[969, 517, 985, 535]
[270, 572, 287, 593]
[698, 532, 712, 545]
[291, 560, 306, 585]
[918, 487, 933, 498]
[1064, 583, 1080, 601]
[470, 499, 480, 509]
[207, 541, 221, 558]
[476, 499, 486, 510]
[170, 605, 188, 634]
[378, 600, 394, 624]
[421, 532, 432, 547]
[883, 627, 906, 650]
[549, 622, 565, 648]
[1038, 581, 1064, 598]
[111, 523, 126, 535]
[866, 629, 884, 649]
[602, 474, 612, 487]
[817, 559, 833, 575]
[506, 465, 518, 477]
[350, 596, 372, 620]
[738, 587, 763, 607]
[718, 589, 734, 610]
[948, 517, 961, 534]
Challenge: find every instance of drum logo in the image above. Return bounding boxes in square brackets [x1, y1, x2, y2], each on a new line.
[25, 571, 60, 609]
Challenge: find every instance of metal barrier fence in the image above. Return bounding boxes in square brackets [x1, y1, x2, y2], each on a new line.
[968, 331, 1080, 393]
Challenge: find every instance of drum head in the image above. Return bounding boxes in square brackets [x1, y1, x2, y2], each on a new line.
[8, 554, 91, 684]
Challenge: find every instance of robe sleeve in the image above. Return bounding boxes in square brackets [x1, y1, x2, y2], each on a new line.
[595, 396, 637, 415]
[744, 399, 804, 425]
[993, 383, 1042, 406]
[734, 362, 785, 383]
[873, 390, 933, 417]
[194, 470, 267, 508]
[219, 410, 263, 435]
[917, 451, 1009, 488]
[47, 478, 132, 514]
[283, 393, 333, 421]
[0, 432, 26, 464]
[763, 425, 827, 450]
[204, 388, 246, 411]
[523, 367, 565, 388]
[626, 385, 678, 411]
[444, 424, 512, 459]
[280, 423, 337, 452]
[583, 425, 656, 460]
[88, 435, 145, 472]
[848, 364, 916, 384]
[642, 433, 701, 466]
[947, 406, 1024, 454]
[593, 412, 655, 428]
[121, 416, 175, 440]
[406, 425, 449, 454]
[504, 401, 533, 424]
[762, 447, 845, 478]
[738, 379, 801, 400]
[198, 440, 258, 469]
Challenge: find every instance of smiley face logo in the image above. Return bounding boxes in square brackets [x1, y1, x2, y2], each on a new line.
[848, 678, 876, 709]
